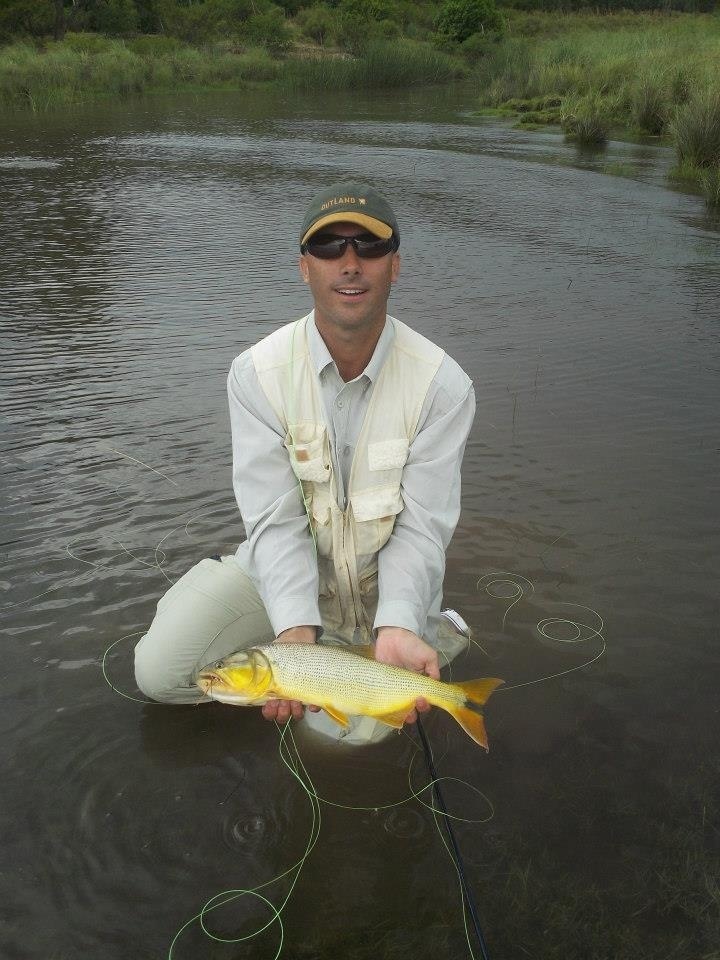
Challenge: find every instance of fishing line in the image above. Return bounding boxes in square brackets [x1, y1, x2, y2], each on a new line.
[477, 572, 535, 631]
[97, 441, 179, 487]
[477, 573, 606, 693]
[417, 716, 492, 960]
[168, 720, 322, 960]
[95, 449, 607, 959]
[101, 630, 495, 960]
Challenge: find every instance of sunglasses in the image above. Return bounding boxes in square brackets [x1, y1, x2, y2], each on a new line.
[301, 233, 398, 260]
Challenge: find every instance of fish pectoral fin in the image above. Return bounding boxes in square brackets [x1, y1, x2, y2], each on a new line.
[322, 705, 350, 727]
[373, 708, 411, 729]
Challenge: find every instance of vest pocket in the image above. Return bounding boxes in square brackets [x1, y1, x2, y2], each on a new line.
[284, 424, 330, 483]
[350, 486, 404, 556]
[367, 438, 409, 471]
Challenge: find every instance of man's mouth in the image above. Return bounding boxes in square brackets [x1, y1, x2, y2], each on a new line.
[336, 287, 367, 297]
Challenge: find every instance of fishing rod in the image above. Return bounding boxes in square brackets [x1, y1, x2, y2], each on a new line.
[416, 716, 492, 960]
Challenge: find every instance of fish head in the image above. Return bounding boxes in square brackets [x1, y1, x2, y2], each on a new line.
[197, 648, 273, 705]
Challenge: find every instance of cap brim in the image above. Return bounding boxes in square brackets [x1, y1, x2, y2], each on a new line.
[301, 213, 393, 245]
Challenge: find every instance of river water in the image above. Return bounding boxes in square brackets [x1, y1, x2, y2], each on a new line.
[1, 85, 719, 960]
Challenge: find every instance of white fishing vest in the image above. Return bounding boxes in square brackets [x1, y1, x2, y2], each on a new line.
[251, 313, 444, 642]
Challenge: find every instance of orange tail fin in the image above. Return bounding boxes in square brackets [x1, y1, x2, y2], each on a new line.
[456, 677, 504, 706]
[447, 678, 504, 750]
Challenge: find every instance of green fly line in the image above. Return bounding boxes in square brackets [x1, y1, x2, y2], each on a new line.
[92, 444, 608, 959]
[476, 572, 606, 692]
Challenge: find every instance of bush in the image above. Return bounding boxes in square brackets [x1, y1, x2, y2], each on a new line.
[631, 76, 669, 134]
[91, 0, 139, 36]
[0, 0, 53, 43]
[243, 7, 292, 54]
[60, 32, 117, 54]
[699, 165, 720, 208]
[672, 91, 720, 168]
[436, 0, 503, 44]
[461, 30, 495, 62]
[331, 0, 403, 53]
[296, 4, 336, 45]
[560, 93, 611, 145]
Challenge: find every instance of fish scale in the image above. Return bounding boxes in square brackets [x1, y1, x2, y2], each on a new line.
[264, 643, 456, 710]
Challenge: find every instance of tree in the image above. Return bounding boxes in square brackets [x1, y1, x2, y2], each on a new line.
[435, 0, 503, 43]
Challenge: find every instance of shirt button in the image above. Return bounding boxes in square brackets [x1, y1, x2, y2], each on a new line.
[336, 399, 343, 409]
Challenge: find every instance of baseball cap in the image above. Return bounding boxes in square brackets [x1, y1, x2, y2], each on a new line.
[300, 181, 400, 246]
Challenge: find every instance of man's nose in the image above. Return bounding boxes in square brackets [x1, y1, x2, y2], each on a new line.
[339, 243, 362, 272]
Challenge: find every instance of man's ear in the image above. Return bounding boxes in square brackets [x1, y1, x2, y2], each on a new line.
[299, 255, 309, 284]
[390, 252, 400, 283]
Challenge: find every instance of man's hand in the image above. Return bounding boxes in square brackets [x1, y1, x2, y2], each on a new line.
[375, 626, 439, 725]
[261, 625, 320, 723]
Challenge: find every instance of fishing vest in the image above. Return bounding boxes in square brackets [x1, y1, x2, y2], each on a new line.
[251, 313, 444, 642]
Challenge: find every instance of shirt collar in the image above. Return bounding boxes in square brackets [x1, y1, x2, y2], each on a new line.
[307, 310, 395, 383]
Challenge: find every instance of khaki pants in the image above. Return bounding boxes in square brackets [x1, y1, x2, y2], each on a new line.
[134, 555, 468, 744]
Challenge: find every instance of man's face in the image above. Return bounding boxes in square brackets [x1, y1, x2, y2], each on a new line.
[299, 222, 400, 336]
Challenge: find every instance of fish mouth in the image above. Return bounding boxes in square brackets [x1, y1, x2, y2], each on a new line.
[197, 671, 267, 706]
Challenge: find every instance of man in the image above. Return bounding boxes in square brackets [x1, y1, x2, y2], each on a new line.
[134, 181, 475, 743]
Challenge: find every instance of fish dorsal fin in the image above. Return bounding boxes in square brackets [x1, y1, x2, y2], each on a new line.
[373, 708, 409, 729]
[323, 705, 350, 727]
[350, 643, 376, 660]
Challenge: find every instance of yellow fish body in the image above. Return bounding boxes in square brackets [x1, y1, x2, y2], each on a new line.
[197, 643, 503, 750]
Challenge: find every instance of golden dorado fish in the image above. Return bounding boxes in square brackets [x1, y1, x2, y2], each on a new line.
[197, 643, 503, 750]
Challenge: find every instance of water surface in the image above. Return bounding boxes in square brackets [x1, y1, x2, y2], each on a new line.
[1, 86, 719, 960]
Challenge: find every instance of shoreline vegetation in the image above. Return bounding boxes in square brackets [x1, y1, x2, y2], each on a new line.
[1, 1, 719, 207]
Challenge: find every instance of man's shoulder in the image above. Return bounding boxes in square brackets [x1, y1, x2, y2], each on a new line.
[230, 317, 309, 375]
[391, 318, 472, 404]
[434, 351, 473, 405]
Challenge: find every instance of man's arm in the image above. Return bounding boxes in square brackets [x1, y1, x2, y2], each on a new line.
[374, 362, 476, 699]
[228, 354, 322, 722]
[228, 353, 322, 637]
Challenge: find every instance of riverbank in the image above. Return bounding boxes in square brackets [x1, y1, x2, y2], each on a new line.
[479, 11, 720, 206]
[2, 12, 719, 206]
[0, 33, 465, 111]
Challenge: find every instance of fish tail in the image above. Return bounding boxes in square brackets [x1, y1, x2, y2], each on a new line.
[445, 678, 504, 751]
[456, 677, 504, 706]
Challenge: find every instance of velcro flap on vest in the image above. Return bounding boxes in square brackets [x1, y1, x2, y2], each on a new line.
[350, 487, 404, 522]
[367, 439, 410, 471]
[284, 425, 330, 483]
[310, 486, 332, 523]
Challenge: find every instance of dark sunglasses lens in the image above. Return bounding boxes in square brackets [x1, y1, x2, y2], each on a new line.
[355, 237, 394, 258]
[305, 236, 346, 259]
[304, 235, 395, 259]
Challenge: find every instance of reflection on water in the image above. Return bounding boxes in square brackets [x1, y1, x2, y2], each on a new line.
[1, 86, 719, 959]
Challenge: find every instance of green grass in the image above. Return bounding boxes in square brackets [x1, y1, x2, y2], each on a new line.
[672, 88, 720, 166]
[282, 38, 465, 91]
[475, 11, 720, 206]
[0, 36, 281, 109]
[560, 92, 612, 145]
[0, 32, 464, 110]
[699, 165, 720, 207]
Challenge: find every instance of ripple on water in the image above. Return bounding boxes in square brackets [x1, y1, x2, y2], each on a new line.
[383, 806, 426, 840]
[1, 701, 296, 957]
